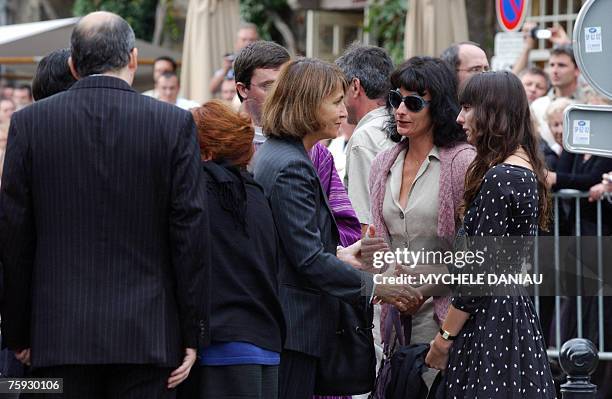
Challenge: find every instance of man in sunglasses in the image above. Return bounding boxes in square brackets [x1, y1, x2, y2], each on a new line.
[441, 41, 490, 87]
[336, 44, 395, 231]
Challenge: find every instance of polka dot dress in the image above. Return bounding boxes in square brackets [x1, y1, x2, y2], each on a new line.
[444, 164, 556, 399]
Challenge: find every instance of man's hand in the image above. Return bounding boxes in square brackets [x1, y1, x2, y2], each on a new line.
[589, 183, 606, 202]
[167, 348, 197, 389]
[425, 335, 452, 371]
[14, 348, 31, 366]
[360, 225, 390, 270]
[550, 23, 571, 45]
[521, 22, 537, 50]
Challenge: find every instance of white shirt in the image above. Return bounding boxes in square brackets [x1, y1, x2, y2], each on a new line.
[175, 98, 200, 110]
[344, 106, 394, 224]
[327, 137, 348, 182]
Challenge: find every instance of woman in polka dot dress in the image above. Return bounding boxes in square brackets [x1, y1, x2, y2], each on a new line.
[424, 71, 556, 398]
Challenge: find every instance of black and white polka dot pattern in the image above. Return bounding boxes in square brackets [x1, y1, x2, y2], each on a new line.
[445, 164, 556, 398]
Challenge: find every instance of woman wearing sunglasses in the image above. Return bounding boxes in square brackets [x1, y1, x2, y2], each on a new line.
[425, 71, 555, 398]
[367, 56, 474, 386]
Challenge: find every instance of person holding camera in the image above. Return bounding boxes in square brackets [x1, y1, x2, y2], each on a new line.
[209, 23, 258, 96]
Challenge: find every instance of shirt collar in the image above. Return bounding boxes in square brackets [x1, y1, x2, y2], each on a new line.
[355, 106, 389, 130]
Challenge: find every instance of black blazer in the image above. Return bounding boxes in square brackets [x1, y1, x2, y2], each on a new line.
[202, 161, 284, 352]
[554, 151, 612, 235]
[253, 137, 373, 357]
[0, 76, 209, 367]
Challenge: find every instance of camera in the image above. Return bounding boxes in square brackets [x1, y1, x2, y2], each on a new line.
[224, 53, 236, 62]
[531, 27, 552, 40]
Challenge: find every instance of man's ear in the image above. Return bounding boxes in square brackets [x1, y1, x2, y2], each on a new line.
[351, 78, 362, 98]
[129, 48, 138, 71]
[68, 56, 80, 80]
[236, 82, 248, 100]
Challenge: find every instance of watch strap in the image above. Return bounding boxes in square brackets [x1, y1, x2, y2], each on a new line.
[439, 328, 457, 341]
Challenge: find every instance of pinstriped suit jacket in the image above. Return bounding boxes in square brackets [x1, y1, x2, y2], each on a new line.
[253, 137, 373, 357]
[0, 76, 209, 368]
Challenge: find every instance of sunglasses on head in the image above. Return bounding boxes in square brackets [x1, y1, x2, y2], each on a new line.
[388, 89, 430, 112]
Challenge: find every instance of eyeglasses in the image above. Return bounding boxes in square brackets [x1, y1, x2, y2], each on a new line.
[456, 65, 490, 74]
[388, 89, 430, 112]
[250, 81, 275, 92]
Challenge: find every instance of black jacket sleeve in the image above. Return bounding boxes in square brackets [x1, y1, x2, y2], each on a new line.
[0, 114, 35, 350]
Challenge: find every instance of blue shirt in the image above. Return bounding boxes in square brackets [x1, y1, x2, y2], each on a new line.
[199, 342, 280, 366]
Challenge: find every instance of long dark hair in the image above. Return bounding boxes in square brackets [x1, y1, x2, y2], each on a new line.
[386, 56, 466, 147]
[459, 71, 550, 230]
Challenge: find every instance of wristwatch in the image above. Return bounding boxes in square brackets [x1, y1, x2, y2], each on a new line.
[439, 328, 457, 341]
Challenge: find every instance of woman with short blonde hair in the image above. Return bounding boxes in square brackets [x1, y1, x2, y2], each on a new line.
[261, 58, 347, 140]
[253, 58, 419, 399]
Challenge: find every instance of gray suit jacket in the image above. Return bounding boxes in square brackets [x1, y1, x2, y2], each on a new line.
[253, 137, 373, 357]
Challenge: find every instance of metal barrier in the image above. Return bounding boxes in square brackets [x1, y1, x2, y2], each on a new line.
[534, 190, 612, 361]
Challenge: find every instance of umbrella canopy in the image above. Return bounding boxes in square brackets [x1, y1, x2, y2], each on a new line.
[180, 0, 241, 104]
[0, 17, 182, 91]
[404, 0, 468, 59]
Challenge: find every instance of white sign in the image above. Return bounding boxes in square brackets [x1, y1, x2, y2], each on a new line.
[584, 26, 603, 53]
[492, 32, 524, 71]
[573, 119, 591, 145]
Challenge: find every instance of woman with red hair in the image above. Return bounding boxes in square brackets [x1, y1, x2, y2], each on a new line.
[181, 100, 284, 399]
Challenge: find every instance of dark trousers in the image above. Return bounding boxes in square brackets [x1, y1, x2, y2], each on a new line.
[198, 364, 278, 399]
[24, 364, 175, 399]
[279, 350, 317, 399]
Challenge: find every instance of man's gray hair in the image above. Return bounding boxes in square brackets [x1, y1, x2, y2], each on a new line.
[335, 43, 393, 100]
[70, 13, 136, 77]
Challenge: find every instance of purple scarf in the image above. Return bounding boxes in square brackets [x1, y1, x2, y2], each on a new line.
[309, 142, 361, 247]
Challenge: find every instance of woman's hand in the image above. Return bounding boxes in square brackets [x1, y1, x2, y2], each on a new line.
[425, 334, 453, 371]
[400, 294, 429, 316]
[360, 225, 390, 271]
[337, 241, 366, 270]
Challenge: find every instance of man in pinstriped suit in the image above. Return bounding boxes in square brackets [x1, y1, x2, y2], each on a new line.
[0, 12, 208, 398]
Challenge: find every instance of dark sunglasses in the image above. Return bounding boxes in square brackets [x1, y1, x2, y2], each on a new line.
[388, 89, 430, 112]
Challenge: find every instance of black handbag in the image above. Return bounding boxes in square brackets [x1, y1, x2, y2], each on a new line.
[313, 298, 376, 395]
[370, 307, 439, 399]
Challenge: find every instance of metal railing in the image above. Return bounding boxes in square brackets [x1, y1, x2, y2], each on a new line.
[534, 190, 612, 361]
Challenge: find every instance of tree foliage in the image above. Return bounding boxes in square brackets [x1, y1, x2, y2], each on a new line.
[73, 0, 159, 41]
[365, 0, 408, 65]
[239, 0, 291, 43]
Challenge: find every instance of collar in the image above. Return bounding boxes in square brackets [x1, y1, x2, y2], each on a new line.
[355, 106, 389, 130]
[253, 126, 267, 144]
[547, 84, 585, 101]
[69, 75, 136, 94]
[391, 145, 439, 169]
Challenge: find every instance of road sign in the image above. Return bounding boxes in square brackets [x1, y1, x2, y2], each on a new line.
[492, 31, 524, 70]
[496, 0, 530, 32]
[563, 0, 612, 157]
[573, 0, 612, 99]
[563, 105, 612, 157]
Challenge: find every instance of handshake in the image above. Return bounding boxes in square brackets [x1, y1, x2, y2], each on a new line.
[337, 225, 426, 314]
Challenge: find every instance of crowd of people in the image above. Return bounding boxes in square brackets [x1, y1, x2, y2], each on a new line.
[0, 10, 612, 399]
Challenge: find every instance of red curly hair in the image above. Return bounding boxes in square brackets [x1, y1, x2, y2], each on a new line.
[191, 100, 254, 168]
